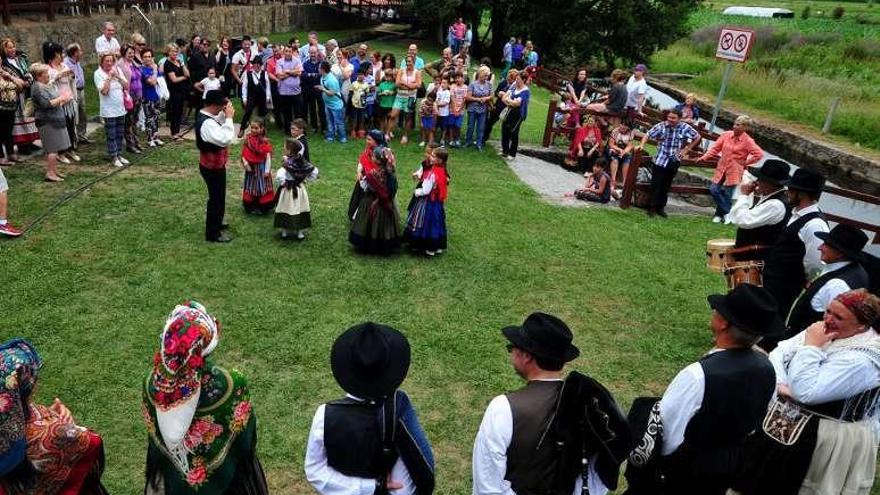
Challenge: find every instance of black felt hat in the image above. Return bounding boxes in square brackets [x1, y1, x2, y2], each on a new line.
[748, 159, 790, 186]
[816, 224, 868, 262]
[787, 169, 825, 194]
[330, 322, 411, 400]
[707, 284, 784, 336]
[502, 312, 580, 362]
[203, 90, 228, 107]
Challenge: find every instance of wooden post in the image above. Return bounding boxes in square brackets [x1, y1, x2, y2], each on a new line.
[541, 97, 558, 148]
[822, 97, 841, 134]
[619, 148, 644, 209]
[114, 0, 121, 15]
[1, 0, 11, 26]
[47, 0, 55, 20]
[83, 0, 92, 16]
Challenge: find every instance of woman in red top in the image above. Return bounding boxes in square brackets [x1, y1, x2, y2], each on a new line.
[240, 119, 274, 215]
[565, 115, 602, 170]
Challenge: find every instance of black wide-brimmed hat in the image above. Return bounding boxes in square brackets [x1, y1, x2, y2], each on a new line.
[330, 322, 411, 400]
[203, 90, 228, 107]
[748, 159, 790, 186]
[707, 284, 784, 336]
[502, 312, 580, 362]
[816, 224, 868, 262]
[787, 168, 825, 194]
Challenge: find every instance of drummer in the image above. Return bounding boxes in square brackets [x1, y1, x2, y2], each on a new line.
[728, 159, 791, 261]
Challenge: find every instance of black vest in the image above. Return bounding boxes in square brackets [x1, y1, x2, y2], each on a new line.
[324, 398, 397, 479]
[665, 350, 775, 487]
[786, 262, 870, 337]
[195, 112, 224, 153]
[246, 71, 268, 101]
[734, 191, 791, 260]
[762, 210, 825, 314]
[505, 381, 568, 495]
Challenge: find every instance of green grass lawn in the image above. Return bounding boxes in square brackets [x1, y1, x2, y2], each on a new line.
[651, 3, 880, 152]
[0, 95, 735, 493]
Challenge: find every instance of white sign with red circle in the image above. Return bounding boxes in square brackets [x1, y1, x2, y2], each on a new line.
[715, 27, 755, 63]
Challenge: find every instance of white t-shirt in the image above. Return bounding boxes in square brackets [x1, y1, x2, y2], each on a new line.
[435, 88, 451, 117]
[231, 47, 259, 69]
[95, 35, 120, 56]
[199, 77, 222, 98]
[93, 67, 126, 118]
[625, 75, 648, 109]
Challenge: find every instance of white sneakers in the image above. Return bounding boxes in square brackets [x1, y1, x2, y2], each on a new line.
[713, 215, 733, 224]
[119, 156, 130, 165]
[712, 216, 723, 223]
[112, 157, 124, 168]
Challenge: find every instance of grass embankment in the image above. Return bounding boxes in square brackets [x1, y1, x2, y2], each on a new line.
[651, 4, 880, 151]
[2, 42, 731, 494]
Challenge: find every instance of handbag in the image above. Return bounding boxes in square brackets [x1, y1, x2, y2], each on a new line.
[23, 98, 34, 118]
[156, 76, 170, 102]
[123, 89, 134, 111]
[498, 106, 510, 122]
[762, 398, 812, 446]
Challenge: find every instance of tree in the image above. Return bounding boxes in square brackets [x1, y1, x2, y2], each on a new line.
[412, 0, 699, 69]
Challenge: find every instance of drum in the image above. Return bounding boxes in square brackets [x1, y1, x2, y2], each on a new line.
[706, 239, 735, 273]
[723, 261, 765, 290]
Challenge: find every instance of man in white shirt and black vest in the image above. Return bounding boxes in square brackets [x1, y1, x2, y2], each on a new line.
[624, 284, 779, 495]
[473, 313, 631, 495]
[196, 90, 235, 243]
[785, 223, 870, 338]
[304, 322, 435, 495]
[729, 159, 791, 261]
[760, 169, 829, 350]
[238, 57, 271, 138]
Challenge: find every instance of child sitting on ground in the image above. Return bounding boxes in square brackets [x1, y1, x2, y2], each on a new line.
[240, 119, 275, 215]
[274, 138, 319, 240]
[404, 147, 449, 256]
[567, 158, 611, 204]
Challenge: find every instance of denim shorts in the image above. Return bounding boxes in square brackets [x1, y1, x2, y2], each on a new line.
[447, 114, 463, 129]
[421, 116, 435, 130]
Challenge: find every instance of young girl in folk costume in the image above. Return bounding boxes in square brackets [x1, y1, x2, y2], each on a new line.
[240, 119, 274, 215]
[289, 118, 310, 162]
[349, 130, 402, 254]
[274, 138, 318, 240]
[404, 146, 448, 256]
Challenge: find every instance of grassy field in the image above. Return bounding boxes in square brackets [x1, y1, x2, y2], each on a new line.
[651, 1, 880, 151]
[0, 47, 733, 495]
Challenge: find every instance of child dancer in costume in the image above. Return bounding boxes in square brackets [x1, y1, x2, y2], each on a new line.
[404, 147, 448, 256]
[290, 118, 310, 162]
[240, 119, 275, 215]
[274, 138, 318, 240]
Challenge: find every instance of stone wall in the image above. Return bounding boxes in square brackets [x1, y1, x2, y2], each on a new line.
[0, 3, 374, 64]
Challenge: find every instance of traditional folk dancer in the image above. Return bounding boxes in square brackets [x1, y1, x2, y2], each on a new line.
[0, 339, 109, 495]
[473, 313, 631, 495]
[759, 169, 829, 347]
[348, 130, 384, 221]
[729, 159, 792, 261]
[349, 130, 402, 254]
[404, 146, 448, 256]
[290, 118, 310, 162]
[624, 284, 780, 495]
[732, 289, 880, 495]
[785, 223, 871, 339]
[196, 90, 236, 243]
[143, 301, 268, 495]
[240, 120, 275, 215]
[304, 322, 436, 494]
[274, 138, 318, 241]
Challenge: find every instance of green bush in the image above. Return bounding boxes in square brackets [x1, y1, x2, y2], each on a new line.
[802, 5, 812, 18]
[832, 6, 845, 19]
[842, 38, 880, 60]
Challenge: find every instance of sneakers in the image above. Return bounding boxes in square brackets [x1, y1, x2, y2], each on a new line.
[57, 155, 71, 164]
[67, 152, 81, 162]
[0, 222, 22, 237]
[118, 155, 130, 165]
[712, 216, 723, 223]
[425, 250, 436, 256]
[724, 214, 732, 225]
[339, 138, 348, 144]
[296, 231, 306, 240]
[112, 157, 124, 168]
[418, 141, 425, 147]
[154, 139, 165, 146]
[149, 140, 158, 148]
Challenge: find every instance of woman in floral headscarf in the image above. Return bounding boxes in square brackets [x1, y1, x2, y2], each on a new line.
[0, 338, 108, 495]
[733, 288, 880, 495]
[142, 301, 268, 495]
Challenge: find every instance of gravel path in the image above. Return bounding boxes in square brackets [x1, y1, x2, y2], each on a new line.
[504, 153, 594, 208]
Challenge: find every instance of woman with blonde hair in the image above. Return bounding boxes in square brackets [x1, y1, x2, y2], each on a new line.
[30, 63, 72, 181]
[465, 65, 492, 150]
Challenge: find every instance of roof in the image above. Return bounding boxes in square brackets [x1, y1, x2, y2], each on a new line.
[722, 6, 795, 18]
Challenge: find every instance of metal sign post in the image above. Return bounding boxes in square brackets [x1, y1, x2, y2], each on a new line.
[709, 27, 756, 133]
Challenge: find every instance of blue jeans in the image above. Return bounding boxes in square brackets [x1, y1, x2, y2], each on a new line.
[104, 116, 125, 157]
[466, 110, 487, 147]
[710, 182, 736, 217]
[324, 106, 346, 141]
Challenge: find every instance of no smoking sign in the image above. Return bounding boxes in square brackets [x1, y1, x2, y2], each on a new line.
[716, 27, 755, 63]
